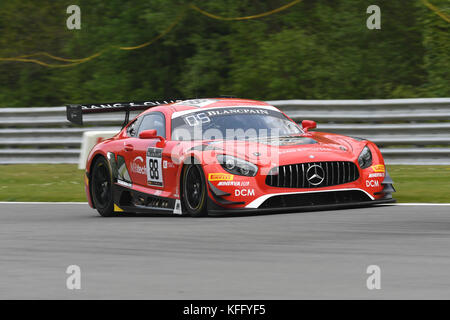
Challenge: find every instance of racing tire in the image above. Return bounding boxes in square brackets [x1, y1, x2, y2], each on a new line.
[90, 156, 115, 217]
[182, 164, 207, 217]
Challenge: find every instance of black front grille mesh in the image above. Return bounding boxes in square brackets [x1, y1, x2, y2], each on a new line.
[266, 161, 359, 188]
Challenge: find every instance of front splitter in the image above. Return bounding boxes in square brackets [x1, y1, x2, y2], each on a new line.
[207, 198, 396, 216]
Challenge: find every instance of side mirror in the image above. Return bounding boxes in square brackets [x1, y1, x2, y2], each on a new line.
[139, 129, 166, 147]
[139, 129, 157, 139]
[302, 120, 317, 133]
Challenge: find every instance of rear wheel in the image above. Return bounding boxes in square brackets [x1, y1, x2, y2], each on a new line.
[182, 164, 207, 217]
[90, 157, 114, 217]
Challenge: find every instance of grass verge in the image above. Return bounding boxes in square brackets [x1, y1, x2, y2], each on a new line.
[388, 165, 450, 203]
[0, 164, 85, 202]
[0, 164, 449, 203]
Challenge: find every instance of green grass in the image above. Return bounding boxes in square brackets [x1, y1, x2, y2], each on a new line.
[388, 165, 450, 203]
[0, 164, 85, 202]
[0, 164, 449, 203]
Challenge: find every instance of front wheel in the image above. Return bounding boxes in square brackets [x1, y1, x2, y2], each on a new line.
[90, 157, 114, 217]
[182, 164, 207, 217]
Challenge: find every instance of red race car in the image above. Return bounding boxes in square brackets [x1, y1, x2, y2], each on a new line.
[67, 98, 395, 217]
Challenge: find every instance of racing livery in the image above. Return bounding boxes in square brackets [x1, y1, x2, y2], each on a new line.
[66, 98, 395, 217]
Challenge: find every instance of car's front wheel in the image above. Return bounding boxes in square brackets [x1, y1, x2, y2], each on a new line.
[182, 164, 207, 217]
[90, 157, 114, 217]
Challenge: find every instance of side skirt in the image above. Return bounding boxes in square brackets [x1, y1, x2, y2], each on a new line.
[113, 183, 178, 214]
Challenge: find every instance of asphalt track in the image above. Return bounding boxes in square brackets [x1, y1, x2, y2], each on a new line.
[1, 202, 450, 299]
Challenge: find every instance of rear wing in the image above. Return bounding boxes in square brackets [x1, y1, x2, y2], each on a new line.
[66, 100, 182, 127]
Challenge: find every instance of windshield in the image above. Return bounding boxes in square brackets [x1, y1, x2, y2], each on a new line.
[171, 106, 302, 141]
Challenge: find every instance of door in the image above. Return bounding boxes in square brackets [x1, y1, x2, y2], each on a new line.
[125, 112, 167, 189]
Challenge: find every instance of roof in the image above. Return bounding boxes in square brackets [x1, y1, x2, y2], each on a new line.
[142, 98, 272, 116]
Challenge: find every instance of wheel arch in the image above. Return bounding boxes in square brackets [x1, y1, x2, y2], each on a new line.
[179, 155, 201, 201]
[179, 154, 209, 214]
[87, 152, 109, 209]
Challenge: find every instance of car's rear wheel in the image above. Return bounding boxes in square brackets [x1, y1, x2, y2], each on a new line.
[182, 164, 207, 217]
[91, 157, 114, 217]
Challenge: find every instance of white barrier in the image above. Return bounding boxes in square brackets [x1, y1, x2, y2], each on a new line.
[0, 98, 449, 165]
[78, 131, 118, 169]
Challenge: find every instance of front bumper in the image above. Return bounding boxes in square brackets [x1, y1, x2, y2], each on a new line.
[207, 195, 396, 216]
[205, 159, 396, 213]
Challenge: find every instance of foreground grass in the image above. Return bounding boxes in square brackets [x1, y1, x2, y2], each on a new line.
[388, 165, 450, 203]
[0, 164, 449, 203]
[0, 164, 85, 202]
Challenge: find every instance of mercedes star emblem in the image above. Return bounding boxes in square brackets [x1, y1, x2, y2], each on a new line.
[306, 164, 325, 186]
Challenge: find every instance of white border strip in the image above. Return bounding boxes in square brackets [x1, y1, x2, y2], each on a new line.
[245, 188, 375, 209]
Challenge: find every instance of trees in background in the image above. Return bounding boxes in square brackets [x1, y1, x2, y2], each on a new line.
[0, 0, 448, 107]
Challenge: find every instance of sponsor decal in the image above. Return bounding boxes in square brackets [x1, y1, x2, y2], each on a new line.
[259, 136, 316, 147]
[279, 146, 339, 154]
[131, 156, 146, 175]
[371, 164, 385, 173]
[180, 108, 270, 127]
[208, 173, 234, 181]
[235, 189, 255, 197]
[217, 181, 250, 187]
[172, 105, 279, 123]
[279, 149, 299, 154]
[205, 108, 269, 116]
[183, 112, 211, 126]
[162, 159, 175, 169]
[81, 101, 179, 110]
[368, 172, 385, 178]
[366, 179, 380, 187]
[147, 148, 164, 187]
[117, 179, 132, 188]
[172, 104, 278, 119]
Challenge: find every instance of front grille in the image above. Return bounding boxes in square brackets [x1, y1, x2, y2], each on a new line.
[259, 190, 371, 208]
[266, 161, 359, 188]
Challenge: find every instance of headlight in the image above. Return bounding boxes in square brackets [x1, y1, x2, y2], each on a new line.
[216, 155, 258, 177]
[358, 146, 372, 169]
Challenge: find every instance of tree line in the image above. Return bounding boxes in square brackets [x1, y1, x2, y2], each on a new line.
[0, 0, 448, 108]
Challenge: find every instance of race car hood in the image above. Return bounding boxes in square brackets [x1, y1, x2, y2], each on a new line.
[198, 132, 360, 166]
